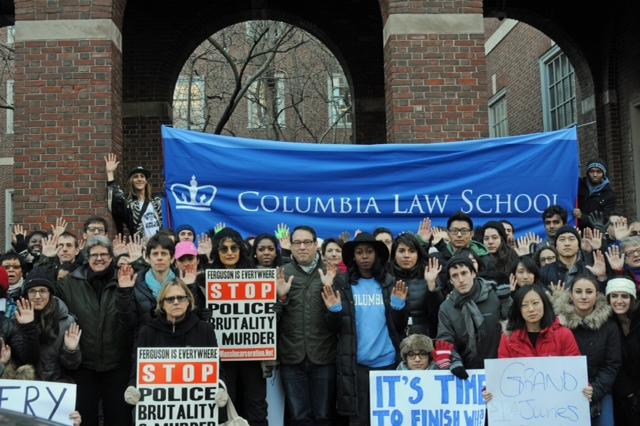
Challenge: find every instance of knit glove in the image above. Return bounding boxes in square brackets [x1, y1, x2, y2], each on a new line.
[433, 340, 454, 370]
[215, 387, 229, 407]
[494, 283, 511, 299]
[451, 366, 469, 380]
[124, 386, 141, 405]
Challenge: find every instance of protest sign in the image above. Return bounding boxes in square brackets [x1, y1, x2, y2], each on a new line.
[0, 379, 76, 425]
[136, 347, 219, 426]
[370, 369, 486, 426]
[162, 126, 578, 238]
[484, 356, 590, 426]
[206, 268, 277, 361]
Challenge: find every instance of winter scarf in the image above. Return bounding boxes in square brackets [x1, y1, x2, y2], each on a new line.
[449, 280, 490, 357]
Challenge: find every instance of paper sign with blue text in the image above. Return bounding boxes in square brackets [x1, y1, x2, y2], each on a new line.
[0, 379, 76, 425]
[370, 369, 486, 426]
[484, 356, 590, 426]
[136, 347, 219, 426]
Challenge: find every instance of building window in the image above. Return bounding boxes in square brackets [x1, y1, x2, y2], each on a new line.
[328, 73, 351, 128]
[540, 46, 576, 130]
[5, 80, 14, 135]
[247, 72, 286, 129]
[173, 76, 205, 130]
[488, 89, 508, 137]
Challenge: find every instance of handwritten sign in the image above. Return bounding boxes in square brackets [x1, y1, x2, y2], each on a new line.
[0, 379, 76, 425]
[485, 356, 590, 426]
[370, 370, 486, 426]
[206, 268, 277, 361]
[136, 347, 219, 426]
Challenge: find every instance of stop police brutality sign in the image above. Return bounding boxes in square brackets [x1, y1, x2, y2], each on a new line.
[206, 268, 277, 361]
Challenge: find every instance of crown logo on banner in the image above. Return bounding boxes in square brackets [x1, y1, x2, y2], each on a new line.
[170, 175, 217, 211]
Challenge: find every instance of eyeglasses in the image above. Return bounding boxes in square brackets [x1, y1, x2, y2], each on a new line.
[624, 248, 640, 257]
[406, 351, 429, 359]
[89, 253, 111, 259]
[86, 227, 106, 234]
[219, 245, 239, 254]
[27, 288, 50, 296]
[448, 228, 471, 236]
[539, 256, 556, 263]
[291, 240, 315, 247]
[164, 295, 188, 304]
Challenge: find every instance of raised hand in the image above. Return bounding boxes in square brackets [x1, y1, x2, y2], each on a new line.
[197, 234, 212, 260]
[78, 238, 86, 251]
[321, 284, 341, 309]
[112, 233, 128, 258]
[179, 267, 197, 285]
[509, 273, 518, 292]
[339, 231, 351, 243]
[587, 211, 606, 232]
[515, 235, 532, 257]
[0, 339, 11, 365]
[275, 223, 291, 251]
[549, 280, 565, 294]
[581, 228, 594, 253]
[104, 153, 119, 180]
[214, 222, 226, 234]
[392, 280, 408, 300]
[63, 323, 82, 351]
[432, 227, 449, 245]
[11, 223, 27, 252]
[117, 264, 137, 288]
[126, 234, 143, 262]
[605, 245, 625, 271]
[15, 298, 35, 324]
[41, 235, 60, 258]
[586, 250, 607, 280]
[424, 257, 441, 291]
[417, 218, 433, 242]
[612, 216, 629, 241]
[276, 267, 293, 299]
[318, 263, 337, 287]
[51, 217, 68, 238]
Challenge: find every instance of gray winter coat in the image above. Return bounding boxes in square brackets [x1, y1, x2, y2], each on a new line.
[436, 278, 511, 369]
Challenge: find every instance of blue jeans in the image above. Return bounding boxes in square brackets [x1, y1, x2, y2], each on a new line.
[592, 393, 614, 426]
[280, 360, 336, 426]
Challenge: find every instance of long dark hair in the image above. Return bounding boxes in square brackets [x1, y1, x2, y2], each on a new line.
[348, 242, 386, 284]
[510, 256, 541, 284]
[507, 284, 555, 332]
[251, 233, 281, 267]
[482, 221, 519, 275]
[210, 227, 252, 269]
[390, 233, 427, 279]
[35, 297, 59, 344]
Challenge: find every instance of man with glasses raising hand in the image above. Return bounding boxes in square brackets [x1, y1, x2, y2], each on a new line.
[55, 236, 136, 426]
[432, 212, 493, 271]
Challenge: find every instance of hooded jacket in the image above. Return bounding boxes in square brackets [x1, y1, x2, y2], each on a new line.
[498, 318, 581, 358]
[554, 291, 622, 403]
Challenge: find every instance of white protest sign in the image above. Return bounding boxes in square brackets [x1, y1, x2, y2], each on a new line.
[136, 347, 219, 426]
[0, 379, 76, 425]
[370, 369, 486, 426]
[206, 268, 277, 361]
[485, 356, 590, 426]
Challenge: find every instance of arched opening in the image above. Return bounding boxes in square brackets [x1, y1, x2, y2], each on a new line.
[172, 20, 353, 143]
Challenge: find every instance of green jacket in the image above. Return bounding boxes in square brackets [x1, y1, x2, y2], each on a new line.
[276, 259, 336, 365]
[55, 265, 135, 372]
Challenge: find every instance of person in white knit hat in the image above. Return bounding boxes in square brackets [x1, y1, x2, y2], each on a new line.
[606, 277, 640, 426]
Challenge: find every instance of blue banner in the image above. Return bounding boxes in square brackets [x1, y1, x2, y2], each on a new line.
[162, 126, 578, 238]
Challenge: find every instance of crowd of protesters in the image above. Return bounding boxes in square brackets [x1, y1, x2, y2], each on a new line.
[0, 156, 637, 426]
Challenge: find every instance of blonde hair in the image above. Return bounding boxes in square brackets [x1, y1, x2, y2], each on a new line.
[154, 279, 196, 316]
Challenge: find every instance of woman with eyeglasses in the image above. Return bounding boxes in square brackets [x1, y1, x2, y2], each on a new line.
[534, 245, 558, 268]
[12, 276, 82, 382]
[397, 334, 437, 370]
[211, 227, 267, 426]
[124, 280, 219, 403]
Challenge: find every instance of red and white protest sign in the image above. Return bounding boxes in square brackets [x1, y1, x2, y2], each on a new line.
[207, 269, 277, 361]
[136, 347, 219, 426]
